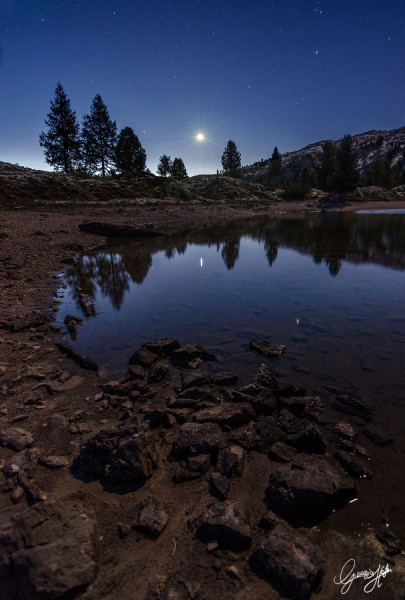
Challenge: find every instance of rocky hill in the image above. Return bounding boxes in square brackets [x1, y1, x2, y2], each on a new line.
[242, 126, 405, 182]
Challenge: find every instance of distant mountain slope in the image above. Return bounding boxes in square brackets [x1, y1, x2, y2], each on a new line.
[242, 126, 405, 182]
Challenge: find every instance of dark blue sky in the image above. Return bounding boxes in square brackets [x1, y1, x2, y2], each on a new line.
[1, 0, 404, 175]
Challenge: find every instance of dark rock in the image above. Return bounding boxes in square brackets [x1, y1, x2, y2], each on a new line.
[181, 370, 212, 390]
[334, 451, 372, 479]
[125, 364, 146, 381]
[142, 338, 180, 356]
[0, 427, 33, 451]
[230, 389, 276, 416]
[171, 422, 223, 458]
[209, 473, 230, 500]
[268, 442, 296, 463]
[56, 342, 98, 371]
[286, 423, 327, 454]
[212, 372, 238, 386]
[106, 433, 159, 483]
[333, 394, 372, 420]
[230, 416, 284, 452]
[133, 496, 169, 538]
[177, 385, 222, 403]
[192, 402, 255, 430]
[60, 256, 75, 264]
[268, 453, 357, 521]
[165, 408, 192, 424]
[251, 522, 324, 599]
[249, 339, 285, 358]
[333, 421, 356, 441]
[337, 438, 369, 458]
[188, 454, 212, 473]
[258, 510, 282, 531]
[78, 292, 96, 316]
[171, 344, 218, 369]
[197, 501, 251, 550]
[278, 396, 313, 417]
[216, 445, 245, 477]
[0, 499, 98, 600]
[38, 455, 68, 469]
[166, 396, 213, 411]
[254, 364, 279, 390]
[362, 424, 393, 446]
[238, 383, 260, 397]
[79, 221, 166, 237]
[277, 408, 301, 434]
[102, 381, 131, 396]
[129, 348, 157, 368]
[276, 384, 307, 398]
[144, 409, 174, 429]
[376, 524, 401, 556]
[147, 362, 170, 384]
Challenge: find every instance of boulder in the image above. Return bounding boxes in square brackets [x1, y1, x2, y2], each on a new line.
[171, 344, 218, 369]
[192, 402, 255, 430]
[268, 453, 357, 522]
[0, 499, 98, 600]
[181, 370, 212, 390]
[129, 348, 157, 368]
[286, 423, 327, 454]
[141, 338, 180, 357]
[171, 422, 223, 458]
[106, 433, 159, 483]
[125, 364, 146, 381]
[251, 522, 324, 599]
[230, 416, 284, 452]
[254, 364, 279, 390]
[249, 339, 285, 358]
[197, 501, 251, 550]
[0, 427, 33, 451]
[216, 445, 245, 477]
[147, 362, 170, 384]
[133, 496, 169, 538]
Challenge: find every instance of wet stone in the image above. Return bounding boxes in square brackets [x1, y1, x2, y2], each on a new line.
[251, 522, 325, 600]
[278, 396, 313, 417]
[197, 501, 251, 551]
[333, 421, 356, 441]
[212, 372, 238, 386]
[333, 394, 372, 420]
[141, 338, 180, 357]
[249, 339, 286, 358]
[277, 384, 307, 398]
[125, 364, 145, 381]
[171, 344, 218, 369]
[268, 441, 296, 463]
[209, 473, 230, 500]
[129, 347, 157, 368]
[192, 402, 256, 430]
[254, 364, 279, 390]
[334, 451, 373, 479]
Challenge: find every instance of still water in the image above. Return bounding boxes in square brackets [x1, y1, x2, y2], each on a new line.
[57, 211, 405, 536]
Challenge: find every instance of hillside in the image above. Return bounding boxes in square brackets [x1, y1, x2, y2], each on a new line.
[242, 126, 405, 182]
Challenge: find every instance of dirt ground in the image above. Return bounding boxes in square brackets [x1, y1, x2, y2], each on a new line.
[1, 199, 404, 600]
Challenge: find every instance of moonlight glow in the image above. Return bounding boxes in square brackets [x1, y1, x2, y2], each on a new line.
[196, 132, 205, 141]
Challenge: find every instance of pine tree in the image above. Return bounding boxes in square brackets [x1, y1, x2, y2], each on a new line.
[335, 134, 359, 193]
[81, 94, 117, 176]
[114, 127, 146, 174]
[170, 158, 188, 180]
[267, 146, 283, 188]
[221, 140, 241, 177]
[157, 154, 173, 177]
[318, 141, 336, 191]
[39, 82, 81, 172]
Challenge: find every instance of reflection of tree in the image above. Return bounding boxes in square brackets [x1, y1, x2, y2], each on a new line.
[122, 251, 152, 284]
[326, 257, 341, 277]
[264, 239, 278, 266]
[96, 253, 130, 309]
[221, 240, 240, 270]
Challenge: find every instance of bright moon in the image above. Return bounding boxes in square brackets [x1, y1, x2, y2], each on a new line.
[196, 132, 205, 141]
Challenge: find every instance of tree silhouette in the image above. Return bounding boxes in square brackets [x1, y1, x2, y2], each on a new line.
[171, 157, 188, 180]
[267, 146, 283, 188]
[335, 134, 359, 193]
[39, 82, 81, 172]
[318, 141, 336, 191]
[157, 154, 173, 177]
[81, 94, 117, 176]
[221, 140, 241, 177]
[114, 127, 146, 174]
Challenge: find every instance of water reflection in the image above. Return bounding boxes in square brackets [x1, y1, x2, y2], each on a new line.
[66, 212, 405, 311]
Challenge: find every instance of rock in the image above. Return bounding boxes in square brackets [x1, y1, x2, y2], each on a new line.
[105, 433, 159, 483]
[268, 441, 296, 463]
[171, 344, 218, 369]
[78, 292, 96, 316]
[333, 394, 372, 420]
[212, 372, 238, 386]
[63, 314, 83, 337]
[230, 416, 284, 452]
[276, 384, 307, 398]
[167, 396, 213, 411]
[171, 422, 223, 458]
[0, 427, 33, 451]
[197, 501, 251, 551]
[334, 451, 372, 479]
[258, 510, 282, 531]
[129, 347, 157, 368]
[254, 364, 279, 390]
[177, 385, 221, 403]
[147, 362, 170, 384]
[125, 364, 145, 381]
[133, 496, 169, 538]
[216, 445, 245, 477]
[181, 370, 212, 390]
[362, 424, 393, 446]
[0, 499, 98, 600]
[56, 342, 98, 371]
[142, 338, 180, 357]
[209, 473, 230, 500]
[278, 396, 314, 417]
[333, 421, 356, 441]
[268, 453, 357, 522]
[251, 522, 324, 599]
[144, 409, 174, 429]
[249, 339, 285, 358]
[192, 403, 255, 430]
[286, 423, 327, 454]
[38, 455, 68, 469]
[188, 454, 212, 473]
[231, 389, 276, 416]
[277, 408, 301, 433]
[102, 381, 131, 396]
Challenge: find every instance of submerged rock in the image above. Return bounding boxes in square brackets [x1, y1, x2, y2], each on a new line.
[142, 338, 180, 357]
[249, 339, 286, 358]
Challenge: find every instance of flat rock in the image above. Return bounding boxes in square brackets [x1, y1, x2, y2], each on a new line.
[268, 453, 357, 521]
[192, 402, 255, 430]
[334, 451, 372, 479]
[142, 338, 180, 356]
[268, 441, 296, 463]
[333, 421, 356, 441]
[197, 501, 251, 551]
[249, 339, 285, 358]
[212, 372, 238, 386]
[171, 344, 218, 369]
[133, 496, 169, 538]
[38, 455, 68, 469]
[0, 499, 98, 600]
[251, 522, 324, 599]
[0, 427, 34, 451]
[333, 394, 372, 420]
[171, 422, 223, 458]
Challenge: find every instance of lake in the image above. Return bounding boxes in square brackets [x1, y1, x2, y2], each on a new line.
[56, 210, 405, 538]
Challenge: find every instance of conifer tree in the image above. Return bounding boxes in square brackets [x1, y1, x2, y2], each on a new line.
[318, 141, 336, 191]
[157, 154, 173, 177]
[170, 158, 188, 180]
[267, 146, 283, 188]
[81, 94, 117, 176]
[39, 82, 81, 172]
[221, 140, 241, 177]
[335, 134, 359, 193]
[114, 127, 146, 174]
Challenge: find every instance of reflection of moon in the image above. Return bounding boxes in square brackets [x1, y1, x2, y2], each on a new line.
[196, 132, 205, 141]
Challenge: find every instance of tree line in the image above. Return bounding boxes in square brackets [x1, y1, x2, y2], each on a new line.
[39, 82, 187, 179]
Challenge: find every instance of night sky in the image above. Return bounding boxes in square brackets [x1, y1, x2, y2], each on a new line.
[1, 0, 404, 176]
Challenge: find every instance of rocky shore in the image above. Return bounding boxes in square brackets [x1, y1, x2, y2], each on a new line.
[1, 202, 405, 599]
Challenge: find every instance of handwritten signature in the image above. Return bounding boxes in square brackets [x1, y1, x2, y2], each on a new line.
[334, 559, 392, 594]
